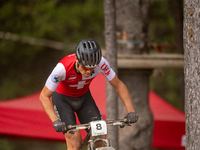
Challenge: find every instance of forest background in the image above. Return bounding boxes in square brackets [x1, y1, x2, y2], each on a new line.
[0, 0, 183, 150]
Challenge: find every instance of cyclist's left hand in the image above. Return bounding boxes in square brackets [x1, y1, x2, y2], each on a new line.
[125, 112, 139, 123]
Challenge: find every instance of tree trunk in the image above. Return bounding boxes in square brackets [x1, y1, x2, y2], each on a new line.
[118, 69, 153, 150]
[184, 0, 200, 149]
[116, 0, 153, 149]
[104, 0, 118, 149]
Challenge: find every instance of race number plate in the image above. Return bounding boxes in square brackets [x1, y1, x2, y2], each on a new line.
[90, 120, 107, 136]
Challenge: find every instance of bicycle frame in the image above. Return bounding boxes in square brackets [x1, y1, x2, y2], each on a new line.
[67, 118, 130, 150]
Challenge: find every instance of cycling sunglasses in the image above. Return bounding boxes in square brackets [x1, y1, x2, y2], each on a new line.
[80, 65, 95, 70]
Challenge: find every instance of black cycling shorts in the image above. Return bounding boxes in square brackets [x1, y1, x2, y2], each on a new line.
[52, 90, 102, 132]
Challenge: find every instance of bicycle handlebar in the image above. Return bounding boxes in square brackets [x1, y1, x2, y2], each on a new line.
[67, 118, 130, 133]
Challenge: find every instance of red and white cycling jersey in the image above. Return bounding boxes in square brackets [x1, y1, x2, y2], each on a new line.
[45, 54, 115, 97]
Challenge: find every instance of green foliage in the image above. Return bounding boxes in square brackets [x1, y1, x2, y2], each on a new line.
[149, 0, 183, 110]
[0, 139, 13, 150]
[150, 69, 182, 109]
[0, 0, 104, 100]
[0, 0, 104, 42]
[149, 0, 175, 43]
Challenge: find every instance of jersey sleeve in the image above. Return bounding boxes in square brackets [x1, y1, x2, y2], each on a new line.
[45, 63, 66, 91]
[98, 57, 116, 81]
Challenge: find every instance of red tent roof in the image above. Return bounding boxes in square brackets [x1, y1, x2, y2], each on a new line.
[149, 91, 185, 149]
[0, 74, 185, 149]
[149, 91, 185, 122]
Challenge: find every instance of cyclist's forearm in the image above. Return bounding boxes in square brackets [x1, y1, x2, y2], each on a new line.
[109, 75, 135, 113]
[40, 87, 59, 122]
[40, 97, 59, 122]
[115, 81, 135, 113]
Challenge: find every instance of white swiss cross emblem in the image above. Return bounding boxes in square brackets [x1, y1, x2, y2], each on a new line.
[69, 81, 90, 89]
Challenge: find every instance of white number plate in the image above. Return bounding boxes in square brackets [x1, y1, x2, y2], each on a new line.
[90, 120, 107, 136]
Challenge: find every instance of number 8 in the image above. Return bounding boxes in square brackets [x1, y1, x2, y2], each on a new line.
[96, 123, 102, 130]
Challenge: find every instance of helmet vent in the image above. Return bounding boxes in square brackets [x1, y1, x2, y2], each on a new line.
[91, 42, 95, 48]
[83, 42, 87, 49]
[88, 42, 91, 49]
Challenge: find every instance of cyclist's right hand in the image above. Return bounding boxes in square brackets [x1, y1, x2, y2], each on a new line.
[53, 120, 67, 133]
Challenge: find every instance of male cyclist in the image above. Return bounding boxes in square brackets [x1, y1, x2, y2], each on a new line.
[40, 38, 138, 150]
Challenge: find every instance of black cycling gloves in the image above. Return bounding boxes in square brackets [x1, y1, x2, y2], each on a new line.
[125, 112, 139, 123]
[53, 120, 67, 133]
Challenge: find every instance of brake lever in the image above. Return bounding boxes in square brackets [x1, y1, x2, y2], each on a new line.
[69, 129, 77, 134]
[119, 122, 131, 128]
[126, 123, 131, 126]
[119, 124, 125, 128]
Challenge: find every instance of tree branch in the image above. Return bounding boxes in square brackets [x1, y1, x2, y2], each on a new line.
[0, 31, 65, 50]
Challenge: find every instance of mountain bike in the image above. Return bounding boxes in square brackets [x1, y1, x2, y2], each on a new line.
[67, 117, 132, 150]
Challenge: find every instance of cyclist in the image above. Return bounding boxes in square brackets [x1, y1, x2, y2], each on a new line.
[39, 38, 139, 150]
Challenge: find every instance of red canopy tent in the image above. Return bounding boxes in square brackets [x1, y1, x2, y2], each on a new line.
[0, 74, 185, 149]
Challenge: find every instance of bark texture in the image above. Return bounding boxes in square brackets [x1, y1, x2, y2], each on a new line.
[116, 0, 153, 149]
[184, 0, 200, 149]
[118, 69, 153, 150]
[104, 0, 118, 149]
[116, 0, 150, 54]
